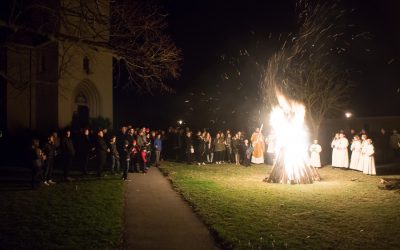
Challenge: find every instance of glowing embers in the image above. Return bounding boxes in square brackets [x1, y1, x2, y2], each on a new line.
[266, 93, 320, 184]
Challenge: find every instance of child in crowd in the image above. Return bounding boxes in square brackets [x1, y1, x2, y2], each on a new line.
[362, 139, 376, 175]
[130, 140, 139, 172]
[349, 135, 362, 171]
[243, 139, 252, 167]
[109, 135, 120, 174]
[140, 146, 148, 174]
[309, 139, 322, 168]
[121, 140, 130, 180]
[31, 139, 45, 189]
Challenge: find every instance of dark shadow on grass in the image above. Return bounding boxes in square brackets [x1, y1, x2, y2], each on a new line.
[0, 171, 123, 192]
[0, 182, 32, 191]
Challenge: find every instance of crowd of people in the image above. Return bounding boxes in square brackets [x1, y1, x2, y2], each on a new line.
[29, 124, 400, 189]
[29, 126, 268, 189]
[321, 128, 400, 176]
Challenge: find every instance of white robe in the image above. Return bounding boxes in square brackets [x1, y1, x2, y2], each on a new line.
[356, 140, 367, 171]
[336, 137, 349, 168]
[266, 134, 276, 154]
[309, 143, 322, 167]
[362, 144, 376, 175]
[349, 140, 362, 171]
[331, 139, 340, 167]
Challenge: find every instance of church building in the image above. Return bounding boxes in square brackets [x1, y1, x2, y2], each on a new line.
[1, 0, 113, 135]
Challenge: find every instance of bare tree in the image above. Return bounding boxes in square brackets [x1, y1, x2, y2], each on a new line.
[261, 0, 354, 137]
[0, 0, 182, 92]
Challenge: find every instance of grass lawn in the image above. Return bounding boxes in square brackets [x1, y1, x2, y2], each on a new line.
[0, 174, 124, 250]
[161, 162, 400, 250]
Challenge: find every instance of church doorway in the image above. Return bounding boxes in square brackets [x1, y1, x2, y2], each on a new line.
[77, 105, 89, 128]
[72, 79, 100, 129]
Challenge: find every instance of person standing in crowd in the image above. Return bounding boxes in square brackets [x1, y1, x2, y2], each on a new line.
[349, 129, 357, 140]
[193, 131, 202, 165]
[205, 132, 214, 163]
[232, 133, 240, 165]
[356, 134, 368, 171]
[251, 127, 265, 164]
[146, 131, 155, 166]
[375, 128, 390, 164]
[237, 131, 245, 164]
[130, 140, 140, 172]
[102, 128, 110, 144]
[160, 130, 167, 161]
[154, 133, 163, 167]
[220, 132, 227, 163]
[136, 130, 145, 148]
[116, 126, 128, 161]
[95, 130, 109, 177]
[121, 140, 131, 180]
[214, 132, 225, 164]
[362, 139, 376, 175]
[52, 131, 61, 170]
[331, 133, 340, 168]
[43, 134, 56, 185]
[31, 138, 45, 189]
[225, 130, 233, 163]
[109, 135, 120, 174]
[359, 128, 367, 137]
[309, 139, 322, 168]
[201, 131, 208, 164]
[60, 129, 75, 181]
[77, 128, 93, 175]
[349, 135, 362, 171]
[184, 131, 194, 164]
[126, 127, 135, 145]
[195, 131, 206, 165]
[336, 132, 349, 169]
[242, 139, 252, 167]
[136, 128, 147, 148]
[140, 146, 148, 173]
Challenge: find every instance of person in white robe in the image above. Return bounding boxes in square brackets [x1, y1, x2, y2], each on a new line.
[336, 132, 349, 168]
[331, 133, 340, 167]
[349, 135, 362, 171]
[309, 139, 322, 168]
[356, 134, 368, 171]
[362, 139, 376, 175]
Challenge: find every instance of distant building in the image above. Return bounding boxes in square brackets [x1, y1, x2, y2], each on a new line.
[2, 0, 113, 135]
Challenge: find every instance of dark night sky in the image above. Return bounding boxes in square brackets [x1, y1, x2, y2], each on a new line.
[114, 0, 400, 131]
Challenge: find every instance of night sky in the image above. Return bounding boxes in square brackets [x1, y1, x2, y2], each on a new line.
[114, 0, 400, 131]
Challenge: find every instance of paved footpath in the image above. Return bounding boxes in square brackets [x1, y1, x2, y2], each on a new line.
[123, 167, 219, 250]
